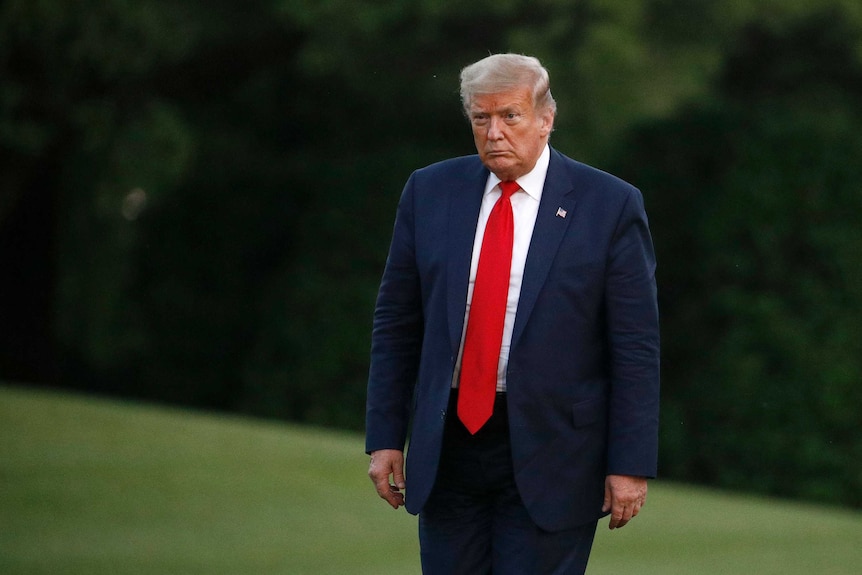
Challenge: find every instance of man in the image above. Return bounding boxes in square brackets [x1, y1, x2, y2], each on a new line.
[366, 53, 660, 574]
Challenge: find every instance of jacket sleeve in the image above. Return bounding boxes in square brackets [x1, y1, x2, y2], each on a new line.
[604, 186, 661, 477]
[365, 173, 424, 454]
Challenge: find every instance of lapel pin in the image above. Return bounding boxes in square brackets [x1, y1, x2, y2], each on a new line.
[556, 207, 567, 218]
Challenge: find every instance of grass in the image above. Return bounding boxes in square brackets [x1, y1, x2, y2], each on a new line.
[1, 384, 861, 574]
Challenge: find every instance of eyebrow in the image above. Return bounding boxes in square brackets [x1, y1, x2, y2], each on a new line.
[471, 104, 523, 115]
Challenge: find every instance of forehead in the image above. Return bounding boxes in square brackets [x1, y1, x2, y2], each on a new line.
[469, 86, 533, 111]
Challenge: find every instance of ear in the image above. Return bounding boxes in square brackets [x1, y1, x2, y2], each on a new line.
[539, 109, 555, 137]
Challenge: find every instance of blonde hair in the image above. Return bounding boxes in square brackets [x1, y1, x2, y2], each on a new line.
[459, 53, 557, 115]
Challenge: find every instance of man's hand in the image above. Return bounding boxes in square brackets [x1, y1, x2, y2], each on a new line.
[368, 449, 406, 509]
[602, 474, 648, 529]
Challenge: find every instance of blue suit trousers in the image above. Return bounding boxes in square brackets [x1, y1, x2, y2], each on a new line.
[419, 391, 598, 574]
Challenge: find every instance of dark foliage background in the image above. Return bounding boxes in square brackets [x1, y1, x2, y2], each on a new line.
[2, 0, 860, 507]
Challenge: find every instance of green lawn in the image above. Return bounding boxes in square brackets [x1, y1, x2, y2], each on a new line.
[2, 385, 861, 574]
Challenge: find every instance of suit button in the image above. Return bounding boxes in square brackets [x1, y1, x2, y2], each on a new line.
[440, 410, 446, 420]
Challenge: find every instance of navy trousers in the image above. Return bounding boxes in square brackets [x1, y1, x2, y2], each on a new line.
[419, 392, 598, 574]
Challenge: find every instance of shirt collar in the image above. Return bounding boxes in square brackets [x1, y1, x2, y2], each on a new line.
[484, 143, 550, 202]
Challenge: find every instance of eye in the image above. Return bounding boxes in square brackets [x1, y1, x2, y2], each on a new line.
[504, 113, 522, 124]
[471, 113, 489, 126]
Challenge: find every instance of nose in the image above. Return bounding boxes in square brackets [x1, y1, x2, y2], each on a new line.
[486, 116, 505, 140]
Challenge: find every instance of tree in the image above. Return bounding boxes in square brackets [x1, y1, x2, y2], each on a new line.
[611, 7, 862, 505]
[3, 0, 861, 507]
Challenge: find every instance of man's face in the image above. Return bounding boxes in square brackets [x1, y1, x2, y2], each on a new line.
[469, 85, 555, 182]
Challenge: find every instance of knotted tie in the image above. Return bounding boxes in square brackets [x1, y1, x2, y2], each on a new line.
[458, 181, 520, 434]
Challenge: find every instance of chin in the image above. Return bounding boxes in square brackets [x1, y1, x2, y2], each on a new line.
[484, 159, 515, 176]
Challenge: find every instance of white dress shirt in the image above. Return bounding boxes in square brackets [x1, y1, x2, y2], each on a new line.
[454, 144, 550, 392]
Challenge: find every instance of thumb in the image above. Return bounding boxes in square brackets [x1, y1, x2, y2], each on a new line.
[393, 462, 406, 489]
[602, 482, 612, 513]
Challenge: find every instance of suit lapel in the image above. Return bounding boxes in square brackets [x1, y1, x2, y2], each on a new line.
[511, 148, 577, 348]
[447, 160, 489, 356]
[444, 150, 578, 354]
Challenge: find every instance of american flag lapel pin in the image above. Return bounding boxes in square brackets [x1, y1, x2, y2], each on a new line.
[556, 207, 567, 218]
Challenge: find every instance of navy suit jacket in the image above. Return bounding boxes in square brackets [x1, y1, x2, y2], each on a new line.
[366, 147, 660, 531]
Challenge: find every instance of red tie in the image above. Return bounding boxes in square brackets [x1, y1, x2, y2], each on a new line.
[458, 181, 520, 434]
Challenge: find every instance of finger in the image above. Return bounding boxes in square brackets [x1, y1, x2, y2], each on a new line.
[602, 484, 612, 513]
[368, 450, 406, 509]
[608, 505, 622, 529]
[373, 475, 402, 507]
[369, 466, 387, 492]
[609, 511, 627, 529]
[617, 502, 641, 529]
[609, 501, 635, 529]
[372, 475, 390, 497]
[372, 476, 399, 507]
[370, 466, 403, 509]
[382, 484, 405, 509]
